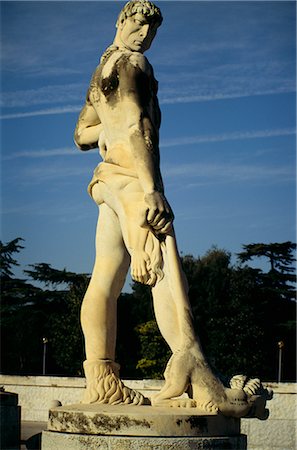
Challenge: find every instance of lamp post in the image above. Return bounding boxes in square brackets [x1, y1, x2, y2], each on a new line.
[277, 340, 284, 383]
[42, 337, 48, 375]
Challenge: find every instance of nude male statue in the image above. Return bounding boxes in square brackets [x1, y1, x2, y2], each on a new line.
[74, 0, 271, 417]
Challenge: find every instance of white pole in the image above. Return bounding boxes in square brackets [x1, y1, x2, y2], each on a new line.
[42, 337, 48, 375]
[277, 341, 284, 383]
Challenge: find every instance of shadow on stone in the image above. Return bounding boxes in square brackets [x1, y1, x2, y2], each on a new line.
[25, 433, 41, 450]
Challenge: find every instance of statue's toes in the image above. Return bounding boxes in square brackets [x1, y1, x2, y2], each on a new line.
[198, 400, 219, 414]
[174, 398, 196, 408]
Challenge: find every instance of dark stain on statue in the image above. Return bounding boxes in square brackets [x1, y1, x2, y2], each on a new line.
[101, 67, 119, 101]
[49, 411, 90, 432]
[116, 54, 155, 109]
[91, 414, 151, 432]
[50, 410, 151, 434]
[186, 416, 208, 431]
[175, 416, 208, 432]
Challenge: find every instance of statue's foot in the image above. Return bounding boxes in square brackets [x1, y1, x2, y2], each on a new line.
[152, 396, 196, 408]
[216, 387, 250, 418]
[197, 400, 219, 414]
[229, 375, 273, 419]
[82, 359, 148, 405]
[152, 346, 272, 418]
[151, 350, 194, 408]
[192, 373, 273, 419]
[151, 347, 226, 412]
[214, 375, 272, 419]
[131, 250, 152, 285]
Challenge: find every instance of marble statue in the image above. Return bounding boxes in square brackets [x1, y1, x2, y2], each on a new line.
[74, 0, 272, 418]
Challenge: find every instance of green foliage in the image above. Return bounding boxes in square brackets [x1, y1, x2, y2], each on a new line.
[135, 320, 170, 379]
[0, 237, 24, 278]
[237, 242, 296, 273]
[46, 273, 89, 374]
[1, 238, 88, 375]
[1, 237, 295, 381]
[237, 242, 296, 301]
[116, 282, 171, 379]
[131, 244, 296, 381]
[116, 285, 154, 378]
[24, 263, 87, 287]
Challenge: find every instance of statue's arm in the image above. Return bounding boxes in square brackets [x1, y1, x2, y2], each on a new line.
[74, 102, 103, 151]
[117, 54, 160, 193]
[117, 54, 174, 232]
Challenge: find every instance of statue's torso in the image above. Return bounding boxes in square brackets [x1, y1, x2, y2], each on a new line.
[88, 47, 161, 170]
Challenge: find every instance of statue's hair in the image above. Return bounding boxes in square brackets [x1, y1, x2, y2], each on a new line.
[116, 0, 163, 28]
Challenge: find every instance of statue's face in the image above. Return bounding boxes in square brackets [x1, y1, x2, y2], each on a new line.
[118, 13, 157, 53]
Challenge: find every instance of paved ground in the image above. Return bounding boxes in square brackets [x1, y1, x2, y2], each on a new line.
[21, 421, 47, 450]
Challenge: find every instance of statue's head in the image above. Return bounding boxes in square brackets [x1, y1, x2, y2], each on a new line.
[115, 1, 163, 53]
[116, 1, 163, 29]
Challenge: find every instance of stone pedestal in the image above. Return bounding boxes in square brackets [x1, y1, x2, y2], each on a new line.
[0, 389, 21, 450]
[41, 404, 247, 450]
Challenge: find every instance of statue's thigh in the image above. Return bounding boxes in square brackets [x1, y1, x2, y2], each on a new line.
[95, 202, 127, 255]
[91, 203, 130, 295]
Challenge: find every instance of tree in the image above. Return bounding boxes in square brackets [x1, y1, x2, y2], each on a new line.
[2, 237, 295, 381]
[182, 248, 265, 378]
[116, 284, 156, 378]
[237, 242, 296, 381]
[135, 320, 170, 378]
[1, 238, 46, 373]
[24, 263, 89, 374]
[0, 237, 24, 278]
[131, 245, 296, 381]
[237, 242, 296, 301]
[237, 242, 296, 273]
[1, 238, 89, 375]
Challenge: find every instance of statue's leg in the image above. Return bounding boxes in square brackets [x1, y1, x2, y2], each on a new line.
[81, 200, 145, 405]
[81, 202, 129, 361]
[151, 232, 270, 416]
[151, 236, 225, 410]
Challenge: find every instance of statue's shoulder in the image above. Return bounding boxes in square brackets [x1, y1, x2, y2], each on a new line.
[101, 49, 151, 79]
[125, 51, 151, 73]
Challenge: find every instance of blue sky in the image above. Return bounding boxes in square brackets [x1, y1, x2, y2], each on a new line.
[1, 1, 296, 290]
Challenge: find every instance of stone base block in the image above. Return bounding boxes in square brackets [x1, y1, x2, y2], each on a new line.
[47, 403, 240, 437]
[43, 404, 247, 449]
[42, 430, 247, 450]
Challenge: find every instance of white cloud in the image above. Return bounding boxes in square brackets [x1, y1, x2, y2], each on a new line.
[1, 84, 86, 108]
[0, 3, 110, 76]
[3, 147, 79, 161]
[160, 128, 296, 148]
[0, 105, 81, 120]
[19, 164, 90, 183]
[160, 87, 294, 105]
[158, 60, 295, 105]
[1, 2, 294, 118]
[2, 200, 94, 223]
[5, 128, 294, 161]
[163, 161, 294, 184]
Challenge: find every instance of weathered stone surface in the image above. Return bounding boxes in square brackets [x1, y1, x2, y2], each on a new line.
[73, 0, 271, 420]
[47, 403, 240, 437]
[0, 376, 294, 450]
[42, 430, 247, 450]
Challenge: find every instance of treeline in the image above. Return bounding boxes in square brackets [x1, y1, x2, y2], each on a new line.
[1, 238, 296, 381]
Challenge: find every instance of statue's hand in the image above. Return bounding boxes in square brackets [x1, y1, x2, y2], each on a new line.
[144, 191, 174, 234]
[98, 131, 107, 158]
